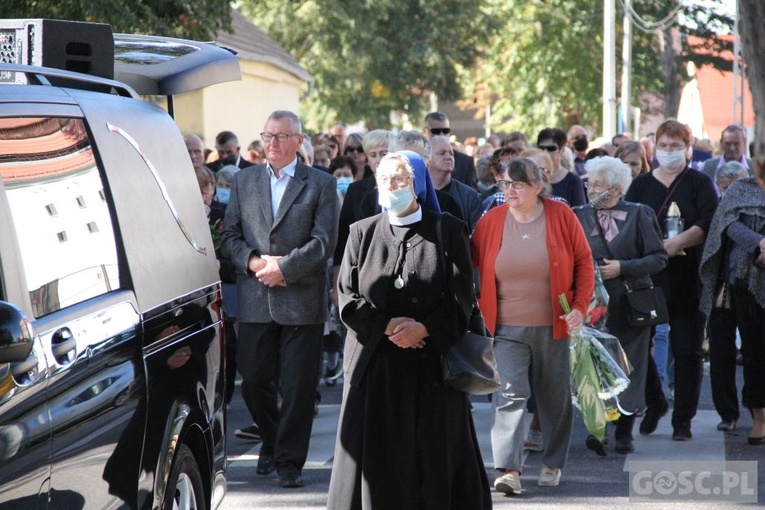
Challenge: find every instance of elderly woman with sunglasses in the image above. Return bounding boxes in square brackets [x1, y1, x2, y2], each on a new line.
[471, 158, 594, 494]
[573, 157, 668, 455]
[536, 127, 586, 207]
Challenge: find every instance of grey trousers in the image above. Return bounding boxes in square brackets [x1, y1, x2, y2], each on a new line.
[491, 325, 572, 473]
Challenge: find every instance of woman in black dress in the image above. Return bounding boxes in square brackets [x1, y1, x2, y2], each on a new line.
[327, 151, 491, 509]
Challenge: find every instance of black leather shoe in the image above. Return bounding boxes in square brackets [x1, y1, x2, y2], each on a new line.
[748, 435, 765, 445]
[639, 400, 668, 435]
[615, 437, 635, 453]
[716, 419, 737, 432]
[586, 435, 607, 456]
[256, 454, 275, 475]
[672, 422, 692, 441]
[279, 472, 304, 488]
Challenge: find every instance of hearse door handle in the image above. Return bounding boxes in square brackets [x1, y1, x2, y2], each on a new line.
[51, 328, 76, 363]
[11, 354, 38, 377]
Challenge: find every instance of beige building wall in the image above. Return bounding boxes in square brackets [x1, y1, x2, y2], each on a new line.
[172, 61, 306, 151]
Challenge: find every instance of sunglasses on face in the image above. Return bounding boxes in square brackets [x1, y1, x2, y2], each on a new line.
[429, 127, 451, 136]
[345, 146, 364, 154]
[539, 144, 559, 153]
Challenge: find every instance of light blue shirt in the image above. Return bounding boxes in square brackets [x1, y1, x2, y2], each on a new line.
[267, 158, 298, 219]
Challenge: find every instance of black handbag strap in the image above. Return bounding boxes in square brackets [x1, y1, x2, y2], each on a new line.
[656, 168, 689, 221]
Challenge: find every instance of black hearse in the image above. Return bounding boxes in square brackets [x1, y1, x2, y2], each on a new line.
[0, 19, 240, 509]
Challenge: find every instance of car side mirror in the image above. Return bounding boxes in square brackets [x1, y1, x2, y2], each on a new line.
[0, 302, 35, 364]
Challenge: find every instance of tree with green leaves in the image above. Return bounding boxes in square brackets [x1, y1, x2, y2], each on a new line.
[469, 0, 733, 137]
[1, 0, 231, 40]
[241, 0, 499, 132]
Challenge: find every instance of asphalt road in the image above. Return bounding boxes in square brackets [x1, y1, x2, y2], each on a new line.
[221, 361, 763, 509]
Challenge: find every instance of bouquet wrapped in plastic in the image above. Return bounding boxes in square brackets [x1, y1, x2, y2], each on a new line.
[560, 294, 631, 442]
[586, 265, 610, 331]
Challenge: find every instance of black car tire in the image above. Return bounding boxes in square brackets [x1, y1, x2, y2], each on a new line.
[164, 444, 207, 510]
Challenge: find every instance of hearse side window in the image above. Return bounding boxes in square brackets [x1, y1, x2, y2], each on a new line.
[0, 117, 121, 317]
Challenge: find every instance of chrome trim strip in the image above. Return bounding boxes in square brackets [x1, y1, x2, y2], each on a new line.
[106, 122, 207, 255]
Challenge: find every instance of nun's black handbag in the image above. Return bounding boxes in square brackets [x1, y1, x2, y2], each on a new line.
[623, 280, 669, 327]
[436, 215, 500, 395]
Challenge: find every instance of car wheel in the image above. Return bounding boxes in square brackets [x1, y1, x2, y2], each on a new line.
[164, 444, 206, 510]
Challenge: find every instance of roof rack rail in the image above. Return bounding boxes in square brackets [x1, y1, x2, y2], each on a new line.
[0, 63, 138, 99]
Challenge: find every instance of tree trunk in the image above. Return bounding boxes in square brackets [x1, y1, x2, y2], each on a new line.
[739, 0, 765, 188]
[659, 24, 681, 119]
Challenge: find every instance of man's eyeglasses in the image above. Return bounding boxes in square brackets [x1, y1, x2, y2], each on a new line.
[345, 146, 364, 154]
[497, 179, 539, 190]
[261, 132, 299, 143]
[539, 144, 559, 153]
[429, 127, 451, 136]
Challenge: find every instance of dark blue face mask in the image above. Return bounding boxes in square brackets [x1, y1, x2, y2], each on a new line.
[216, 187, 231, 204]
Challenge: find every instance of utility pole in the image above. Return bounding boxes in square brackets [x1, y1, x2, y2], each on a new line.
[732, 0, 744, 126]
[485, 104, 491, 139]
[621, 0, 633, 136]
[603, 0, 617, 140]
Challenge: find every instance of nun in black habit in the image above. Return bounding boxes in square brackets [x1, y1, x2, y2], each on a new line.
[327, 151, 491, 509]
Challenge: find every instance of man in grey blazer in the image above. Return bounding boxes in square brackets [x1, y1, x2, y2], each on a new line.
[222, 110, 338, 488]
[702, 125, 754, 194]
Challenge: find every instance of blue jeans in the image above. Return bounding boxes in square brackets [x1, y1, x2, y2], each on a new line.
[653, 323, 670, 387]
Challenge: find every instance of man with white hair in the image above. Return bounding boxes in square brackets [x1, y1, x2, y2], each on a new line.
[184, 134, 208, 173]
[222, 110, 337, 489]
[428, 136, 482, 233]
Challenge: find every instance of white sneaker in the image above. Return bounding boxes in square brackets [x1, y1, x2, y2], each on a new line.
[523, 429, 543, 451]
[494, 472, 522, 495]
[538, 466, 561, 486]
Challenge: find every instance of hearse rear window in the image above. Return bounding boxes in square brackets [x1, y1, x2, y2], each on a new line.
[0, 117, 121, 317]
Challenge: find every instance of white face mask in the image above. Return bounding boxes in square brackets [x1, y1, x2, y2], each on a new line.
[656, 149, 687, 172]
[379, 186, 415, 215]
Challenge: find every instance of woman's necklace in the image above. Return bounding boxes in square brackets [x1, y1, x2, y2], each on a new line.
[510, 202, 543, 240]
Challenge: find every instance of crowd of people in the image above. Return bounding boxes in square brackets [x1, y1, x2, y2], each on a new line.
[186, 110, 764, 506]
